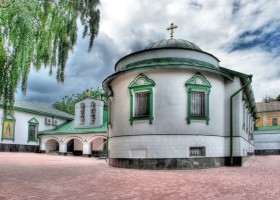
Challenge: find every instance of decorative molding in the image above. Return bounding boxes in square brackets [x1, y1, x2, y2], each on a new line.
[186, 73, 211, 125]
[129, 73, 155, 88]
[129, 74, 155, 125]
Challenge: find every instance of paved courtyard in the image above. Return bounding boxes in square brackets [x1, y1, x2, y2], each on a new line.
[0, 153, 279, 200]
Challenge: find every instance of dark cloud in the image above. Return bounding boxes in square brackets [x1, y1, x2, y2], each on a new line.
[229, 22, 280, 54]
[232, 0, 241, 15]
[189, 0, 203, 10]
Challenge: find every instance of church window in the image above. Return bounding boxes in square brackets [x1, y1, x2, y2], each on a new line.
[186, 73, 211, 125]
[135, 92, 150, 117]
[80, 103, 85, 125]
[90, 102, 96, 124]
[190, 147, 205, 156]
[27, 118, 39, 143]
[191, 91, 205, 117]
[272, 117, 278, 126]
[129, 74, 155, 125]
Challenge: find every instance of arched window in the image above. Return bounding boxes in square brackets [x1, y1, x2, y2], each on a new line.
[186, 73, 211, 125]
[80, 103, 85, 125]
[129, 74, 155, 125]
[91, 102, 96, 124]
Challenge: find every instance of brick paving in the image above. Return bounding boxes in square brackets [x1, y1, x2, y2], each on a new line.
[0, 153, 279, 200]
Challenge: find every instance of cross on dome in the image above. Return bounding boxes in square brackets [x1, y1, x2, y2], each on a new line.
[167, 22, 177, 39]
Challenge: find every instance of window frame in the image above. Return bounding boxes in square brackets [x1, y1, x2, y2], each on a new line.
[27, 118, 39, 143]
[129, 74, 155, 125]
[272, 117, 278, 126]
[189, 147, 206, 157]
[186, 74, 211, 125]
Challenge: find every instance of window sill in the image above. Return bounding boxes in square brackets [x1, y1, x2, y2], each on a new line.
[187, 116, 209, 125]
[28, 139, 38, 143]
[130, 116, 154, 125]
[189, 155, 206, 157]
[1, 138, 14, 142]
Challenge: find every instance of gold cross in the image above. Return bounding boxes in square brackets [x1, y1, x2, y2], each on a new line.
[167, 22, 177, 39]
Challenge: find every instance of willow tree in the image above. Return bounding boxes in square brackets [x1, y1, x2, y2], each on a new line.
[0, 0, 100, 112]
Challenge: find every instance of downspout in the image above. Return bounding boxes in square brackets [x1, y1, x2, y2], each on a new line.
[230, 75, 252, 165]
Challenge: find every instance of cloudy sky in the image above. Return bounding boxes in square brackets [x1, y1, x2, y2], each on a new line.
[16, 0, 280, 105]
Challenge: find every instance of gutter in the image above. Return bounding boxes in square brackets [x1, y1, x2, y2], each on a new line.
[230, 75, 252, 165]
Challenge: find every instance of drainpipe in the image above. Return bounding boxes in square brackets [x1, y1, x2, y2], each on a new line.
[230, 75, 252, 165]
[106, 135, 109, 162]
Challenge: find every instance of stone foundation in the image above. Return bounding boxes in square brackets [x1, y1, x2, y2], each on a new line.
[109, 157, 251, 170]
[0, 143, 39, 152]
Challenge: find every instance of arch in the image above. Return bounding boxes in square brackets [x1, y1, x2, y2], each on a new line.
[64, 136, 84, 156]
[64, 136, 84, 144]
[88, 135, 107, 144]
[42, 136, 60, 145]
[89, 135, 107, 157]
[129, 73, 155, 88]
[44, 138, 60, 153]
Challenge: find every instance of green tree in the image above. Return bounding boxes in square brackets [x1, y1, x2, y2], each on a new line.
[263, 95, 275, 102]
[0, 0, 100, 112]
[52, 88, 104, 114]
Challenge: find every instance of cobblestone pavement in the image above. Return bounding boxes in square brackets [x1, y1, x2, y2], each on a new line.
[0, 153, 279, 200]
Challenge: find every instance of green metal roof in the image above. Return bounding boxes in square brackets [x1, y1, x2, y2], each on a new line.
[145, 39, 202, 51]
[38, 110, 107, 135]
[0, 100, 74, 120]
[10, 100, 74, 120]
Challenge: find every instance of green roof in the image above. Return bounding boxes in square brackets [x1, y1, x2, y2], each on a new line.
[38, 110, 108, 135]
[0, 100, 74, 120]
[145, 39, 202, 51]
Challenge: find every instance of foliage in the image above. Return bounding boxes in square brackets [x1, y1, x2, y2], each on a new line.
[52, 88, 104, 114]
[262, 95, 280, 102]
[0, 0, 100, 111]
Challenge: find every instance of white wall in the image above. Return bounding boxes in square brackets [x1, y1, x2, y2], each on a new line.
[116, 49, 219, 72]
[109, 68, 235, 158]
[74, 98, 104, 128]
[111, 69, 226, 138]
[254, 130, 280, 150]
[109, 135, 229, 158]
[0, 109, 67, 146]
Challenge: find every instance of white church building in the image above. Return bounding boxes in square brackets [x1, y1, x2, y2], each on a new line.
[1, 24, 257, 169]
[103, 25, 257, 169]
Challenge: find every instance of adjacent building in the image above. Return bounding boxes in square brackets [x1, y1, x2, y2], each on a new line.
[0, 100, 73, 152]
[254, 101, 280, 155]
[0, 98, 107, 157]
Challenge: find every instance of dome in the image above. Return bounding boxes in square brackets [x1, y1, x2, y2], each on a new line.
[145, 39, 202, 51]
